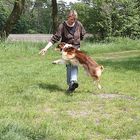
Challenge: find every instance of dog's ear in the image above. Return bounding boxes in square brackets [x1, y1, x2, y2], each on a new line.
[59, 42, 66, 48]
[55, 42, 65, 51]
[58, 42, 66, 49]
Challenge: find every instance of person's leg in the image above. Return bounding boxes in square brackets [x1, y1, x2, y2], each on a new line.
[70, 65, 78, 82]
[66, 64, 78, 93]
[66, 64, 71, 85]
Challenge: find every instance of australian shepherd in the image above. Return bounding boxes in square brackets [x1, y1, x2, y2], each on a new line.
[53, 42, 104, 89]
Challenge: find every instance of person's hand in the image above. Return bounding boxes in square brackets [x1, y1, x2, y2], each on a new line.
[39, 42, 53, 56]
[39, 48, 48, 56]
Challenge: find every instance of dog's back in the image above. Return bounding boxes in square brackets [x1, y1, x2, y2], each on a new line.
[71, 48, 104, 89]
[74, 50, 101, 74]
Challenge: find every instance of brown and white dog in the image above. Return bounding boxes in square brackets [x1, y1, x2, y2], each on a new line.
[53, 42, 104, 89]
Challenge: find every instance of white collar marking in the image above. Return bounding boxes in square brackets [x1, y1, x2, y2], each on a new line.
[63, 43, 73, 48]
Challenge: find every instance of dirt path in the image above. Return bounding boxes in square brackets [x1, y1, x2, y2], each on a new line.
[7, 34, 92, 42]
[7, 34, 53, 42]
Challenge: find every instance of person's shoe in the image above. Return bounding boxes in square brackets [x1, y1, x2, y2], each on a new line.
[66, 81, 79, 94]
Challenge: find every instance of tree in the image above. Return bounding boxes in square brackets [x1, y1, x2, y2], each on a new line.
[52, 0, 58, 33]
[73, 0, 140, 40]
[0, 0, 25, 39]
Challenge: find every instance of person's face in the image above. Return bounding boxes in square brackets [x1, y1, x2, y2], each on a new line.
[67, 16, 76, 25]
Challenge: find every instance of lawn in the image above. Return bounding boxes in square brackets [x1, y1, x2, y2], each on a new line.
[0, 38, 140, 140]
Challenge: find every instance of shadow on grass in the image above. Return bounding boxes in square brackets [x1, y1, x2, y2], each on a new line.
[99, 56, 140, 71]
[38, 83, 65, 92]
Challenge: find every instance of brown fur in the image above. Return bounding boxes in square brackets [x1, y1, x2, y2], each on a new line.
[53, 43, 104, 89]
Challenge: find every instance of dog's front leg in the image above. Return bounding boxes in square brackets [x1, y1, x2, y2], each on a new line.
[52, 59, 66, 64]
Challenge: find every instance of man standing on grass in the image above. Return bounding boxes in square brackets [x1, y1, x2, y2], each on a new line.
[39, 10, 86, 94]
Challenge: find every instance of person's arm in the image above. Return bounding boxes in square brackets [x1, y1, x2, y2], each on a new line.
[39, 42, 53, 55]
[39, 23, 63, 55]
[79, 21, 86, 40]
[50, 23, 63, 44]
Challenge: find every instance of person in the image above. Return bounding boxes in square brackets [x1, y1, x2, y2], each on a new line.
[39, 10, 86, 93]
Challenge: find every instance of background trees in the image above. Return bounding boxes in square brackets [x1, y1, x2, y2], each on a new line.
[0, 0, 25, 38]
[72, 0, 140, 40]
[0, 0, 139, 40]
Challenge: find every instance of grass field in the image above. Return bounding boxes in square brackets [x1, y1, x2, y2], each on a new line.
[0, 38, 140, 140]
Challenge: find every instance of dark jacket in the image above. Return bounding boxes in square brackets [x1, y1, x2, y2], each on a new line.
[50, 21, 86, 47]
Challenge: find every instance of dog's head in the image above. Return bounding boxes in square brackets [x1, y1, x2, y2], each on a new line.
[62, 47, 76, 59]
[55, 42, 73, 52]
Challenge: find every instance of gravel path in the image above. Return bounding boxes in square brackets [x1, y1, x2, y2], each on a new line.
[7, 34, 53, 42]
[7, 34, 92, 42]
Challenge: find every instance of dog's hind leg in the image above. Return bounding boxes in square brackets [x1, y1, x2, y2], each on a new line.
[93, 81, 102, 89]
[97, 82, 102, 89]
[94, 68, 103, 89]
[93, 77, 102, 90]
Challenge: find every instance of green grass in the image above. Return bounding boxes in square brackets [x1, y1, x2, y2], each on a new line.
[0, 38, 140, 140]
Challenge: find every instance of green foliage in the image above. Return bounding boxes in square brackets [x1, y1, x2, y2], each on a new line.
[72, 0, 140, 40]
[9, 0, 69, 34]
[111, 0, 140, 39]
[57, 0, 69, 24]
[0, 0, 53, 34]
[0, 0, 140, 40]
[0, 1, 10, 31]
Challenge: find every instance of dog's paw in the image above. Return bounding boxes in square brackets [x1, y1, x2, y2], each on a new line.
[52, 61, 57, 64]
[97, 84, 102, 89]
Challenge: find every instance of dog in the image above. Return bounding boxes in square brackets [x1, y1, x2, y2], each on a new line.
[53, 42, 104, 89]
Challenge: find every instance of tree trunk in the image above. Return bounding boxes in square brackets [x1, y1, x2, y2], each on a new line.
[52, 0, 58, 33]
[0, 0, 25, 39]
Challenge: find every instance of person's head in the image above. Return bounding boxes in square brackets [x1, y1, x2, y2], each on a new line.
[66, 10, 78, 26]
